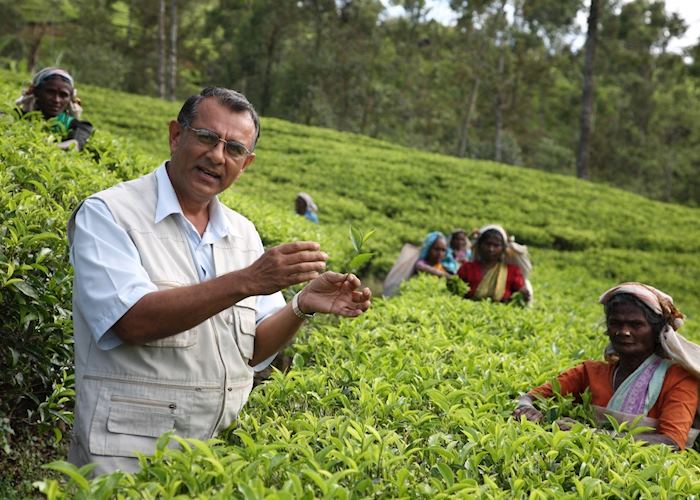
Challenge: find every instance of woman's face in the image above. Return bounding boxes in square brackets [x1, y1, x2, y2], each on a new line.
[34, 76, 73, 118]
[295, 197, 307, 215]
[451, 232, 467, 251]
[478, 233, 504, 263]
[427, 237, 447, 265]
[606, 302, 657, 358]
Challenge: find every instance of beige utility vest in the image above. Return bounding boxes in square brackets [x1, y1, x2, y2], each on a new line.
[69, 171, 260, 461]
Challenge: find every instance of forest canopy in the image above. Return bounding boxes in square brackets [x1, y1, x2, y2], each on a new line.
[2, 0, 700, 205]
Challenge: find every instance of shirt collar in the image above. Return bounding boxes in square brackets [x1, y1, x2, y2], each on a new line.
[154, 162, 238, 241]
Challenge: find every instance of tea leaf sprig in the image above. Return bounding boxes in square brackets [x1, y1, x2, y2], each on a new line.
[345, 226, 375, 274]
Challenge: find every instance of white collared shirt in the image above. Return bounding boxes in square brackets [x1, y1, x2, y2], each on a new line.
[70, 163, 285, 357]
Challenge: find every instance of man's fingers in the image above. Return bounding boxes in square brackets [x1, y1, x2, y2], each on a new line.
[286, 261, 327, 277]
[287, 271, 321, 285]
[286, 250, 328, 265]
[275, 241, 321, 254]
[351, 288, 372, 301]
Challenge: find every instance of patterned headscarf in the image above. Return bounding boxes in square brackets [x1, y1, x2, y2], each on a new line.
[600, 282, 700, 379]
[32, 67, 75, 88]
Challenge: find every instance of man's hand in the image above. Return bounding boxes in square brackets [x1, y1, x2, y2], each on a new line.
[243, 241, 328, 296]
[298, 272, 372, 317]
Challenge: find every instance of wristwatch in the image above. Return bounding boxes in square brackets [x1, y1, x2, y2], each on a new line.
[292, 291, 315, 320]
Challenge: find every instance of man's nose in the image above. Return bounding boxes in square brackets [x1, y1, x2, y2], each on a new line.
[206, 140, 227, 164]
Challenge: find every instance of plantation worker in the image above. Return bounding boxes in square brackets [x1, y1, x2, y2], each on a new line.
[414, 231, 450, 278]
[513, 283, 700, 450]
[15, 67, 94, 151]
[442, 229, 471, 274]
[457, 224, 532, 303]
[295, 192, 319, 223]
[66, 87, 372, 475]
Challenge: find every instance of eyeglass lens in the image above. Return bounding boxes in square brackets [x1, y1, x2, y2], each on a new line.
[191, 127, 249, 158]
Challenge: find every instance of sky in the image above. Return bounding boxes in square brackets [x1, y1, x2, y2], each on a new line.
[381, 0, 700, 54]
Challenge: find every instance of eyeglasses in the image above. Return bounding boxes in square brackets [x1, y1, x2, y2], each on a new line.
[182, 124, 253, 159]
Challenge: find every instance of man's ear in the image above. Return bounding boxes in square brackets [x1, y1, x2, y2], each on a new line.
[168, 120, 183, 154]
[240, 153, 256, 173]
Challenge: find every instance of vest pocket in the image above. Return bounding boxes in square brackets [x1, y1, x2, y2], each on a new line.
[145, 280, 198, 348]
[89, 389, 185, 457]
[233, 298, 257, 361]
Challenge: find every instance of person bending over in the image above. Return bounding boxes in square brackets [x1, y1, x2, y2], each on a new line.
[295, 192, 319, 224]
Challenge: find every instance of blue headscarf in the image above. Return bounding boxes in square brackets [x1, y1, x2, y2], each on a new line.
[419, 231, 446, 260]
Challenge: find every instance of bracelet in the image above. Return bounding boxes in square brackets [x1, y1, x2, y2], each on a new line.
[291, 291, 315, 320]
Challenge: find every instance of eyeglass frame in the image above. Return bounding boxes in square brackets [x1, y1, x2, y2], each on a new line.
[180, 122, 254, 159]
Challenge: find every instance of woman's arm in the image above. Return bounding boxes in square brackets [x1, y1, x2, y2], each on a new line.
[415, 260, 448, 277]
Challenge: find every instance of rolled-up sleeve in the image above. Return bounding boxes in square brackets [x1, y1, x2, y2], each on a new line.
[70, 198, 157, 350]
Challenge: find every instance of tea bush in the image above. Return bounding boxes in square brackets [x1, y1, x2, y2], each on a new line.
[37, 278, 700, 497]
[1, 69, 699, 497]
[0, 111, 152, 451]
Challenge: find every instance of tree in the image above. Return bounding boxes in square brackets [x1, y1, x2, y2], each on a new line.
[575, 0, 600, 180]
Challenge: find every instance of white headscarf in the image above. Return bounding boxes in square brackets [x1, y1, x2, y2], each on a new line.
[474, 224, 532, 279]
[296, 192, 318, 213]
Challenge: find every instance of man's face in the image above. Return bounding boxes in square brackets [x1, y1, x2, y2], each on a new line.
[34, 76, 73, 118]
[167, 98, 256, 207]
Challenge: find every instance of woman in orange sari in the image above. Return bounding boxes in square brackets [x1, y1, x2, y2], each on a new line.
[513, 283, 700, 450]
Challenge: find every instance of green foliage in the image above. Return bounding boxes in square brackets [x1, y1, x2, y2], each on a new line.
[346, 226, 375, 274]
[446, 275, 469, 297]
[37, 278, 700, 497]
[0, 79, 151, 454]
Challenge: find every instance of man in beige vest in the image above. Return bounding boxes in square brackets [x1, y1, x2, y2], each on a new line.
[67, 87, 371, 475]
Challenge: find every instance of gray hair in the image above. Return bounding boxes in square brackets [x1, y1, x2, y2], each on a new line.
[177, 87, 260, 150]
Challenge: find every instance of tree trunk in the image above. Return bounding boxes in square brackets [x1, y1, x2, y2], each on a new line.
[127, 0, 134, 46]
[157, 0, 166, 98]
[169, 0, 178, 101]
[27, 25, 46, 74]
[260, 23, 280, 115]
[494, 48, 505, 163]
[576, 0, 600, 180]
[457, 78, 480, 157]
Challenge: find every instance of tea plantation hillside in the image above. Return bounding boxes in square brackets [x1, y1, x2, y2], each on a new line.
[1, 69, 699, 497]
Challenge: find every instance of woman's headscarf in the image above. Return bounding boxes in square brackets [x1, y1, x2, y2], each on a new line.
[15, 67, 83, 119]
[473, 224, 532, 279]
[599, 282, 700, 379]
[419, 231, 446, 260]
[296, 192, 318, 213]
